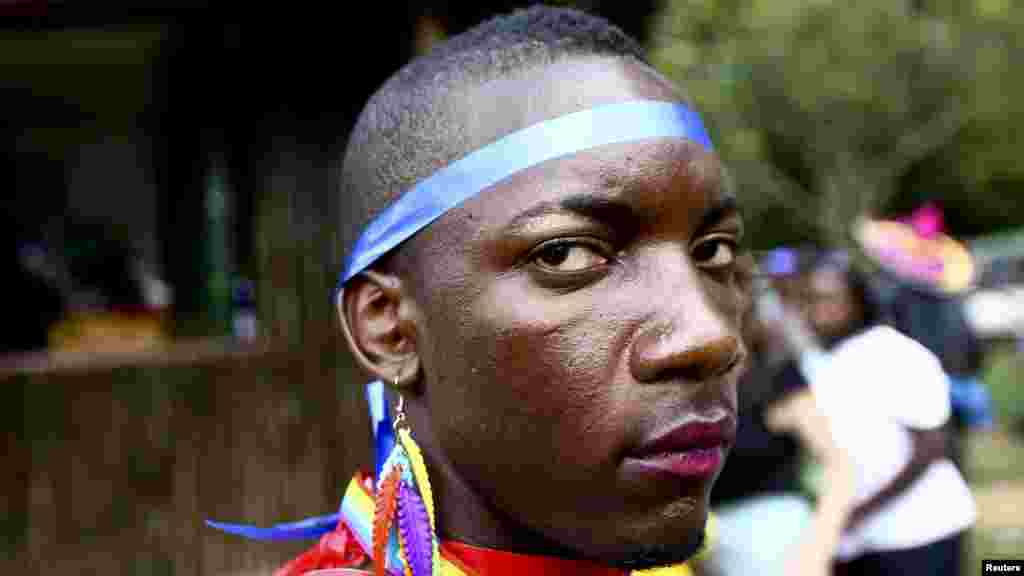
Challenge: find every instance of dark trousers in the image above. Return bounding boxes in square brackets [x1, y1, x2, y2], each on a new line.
[834, 532, 964, 576]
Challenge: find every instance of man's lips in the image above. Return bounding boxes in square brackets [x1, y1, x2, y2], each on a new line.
[624, 416, 735, 480]
[635, 418, 735, 456]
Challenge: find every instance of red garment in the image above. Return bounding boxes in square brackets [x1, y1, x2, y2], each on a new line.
[274, 521, 368, 576]
[275, 520, 634, 576]
[273, 471, 636, 576]
[443, 540, 627, 576]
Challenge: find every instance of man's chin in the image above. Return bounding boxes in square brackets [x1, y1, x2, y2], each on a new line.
[596, 493, 710, 568]
[602, 526, 706, 571]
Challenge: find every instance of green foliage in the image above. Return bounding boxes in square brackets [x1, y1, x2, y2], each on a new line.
[983, 344, 1024, 426]
[649, 1, 1024, 248]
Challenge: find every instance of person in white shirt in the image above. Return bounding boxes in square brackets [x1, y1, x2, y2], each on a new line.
[760, 253, 976, 576]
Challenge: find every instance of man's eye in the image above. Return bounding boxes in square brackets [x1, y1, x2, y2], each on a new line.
[531, 240, 610, 273]
[692, 236, 738, 270]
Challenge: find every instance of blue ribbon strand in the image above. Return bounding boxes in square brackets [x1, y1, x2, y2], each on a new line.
[367, 379, 397, 481]
[206, 514, 340, 541]
[375, 405, 396, 481]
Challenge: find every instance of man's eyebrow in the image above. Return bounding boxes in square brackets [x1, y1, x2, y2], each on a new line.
[503, 192, 740, 236]
[503, 194, 643, 232]
[695, 195, 741, 236]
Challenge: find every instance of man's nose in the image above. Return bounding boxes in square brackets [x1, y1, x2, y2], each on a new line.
[629, 268, 744, 385]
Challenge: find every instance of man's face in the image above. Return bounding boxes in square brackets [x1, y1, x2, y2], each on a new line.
[397, 57, 750, 566]
[804, 267, 858, 343]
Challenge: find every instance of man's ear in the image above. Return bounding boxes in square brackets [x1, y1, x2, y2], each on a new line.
[337, 270, 421, 391]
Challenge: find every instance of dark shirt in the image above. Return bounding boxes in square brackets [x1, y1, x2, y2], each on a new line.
[882, 277, 983, 378]
[711, 361, 809, 506]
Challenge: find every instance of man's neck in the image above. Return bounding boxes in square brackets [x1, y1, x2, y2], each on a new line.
[426, 445, 586, 560]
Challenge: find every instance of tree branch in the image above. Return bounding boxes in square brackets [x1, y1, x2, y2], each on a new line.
[731, 158, 825, 236]
[884, 98, 972, 177]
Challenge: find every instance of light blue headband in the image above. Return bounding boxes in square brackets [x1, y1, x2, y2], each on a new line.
[335, 99, 714, 295]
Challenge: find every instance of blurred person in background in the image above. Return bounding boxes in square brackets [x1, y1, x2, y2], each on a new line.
[880, 272, 993, 468]
[702, 248, 855, 576]
[853, 205, 994, 574]
[760, 249, 975, 576]
[872, 204, 996, 468]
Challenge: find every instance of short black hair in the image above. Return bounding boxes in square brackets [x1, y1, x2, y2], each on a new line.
[337, 5, 653, 275]
[808, 252, 884, 334]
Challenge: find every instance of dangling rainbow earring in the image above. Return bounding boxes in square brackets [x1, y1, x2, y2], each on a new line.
[372, 378, 441, 576]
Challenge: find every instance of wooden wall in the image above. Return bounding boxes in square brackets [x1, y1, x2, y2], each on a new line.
[2, 343, 371, 575]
